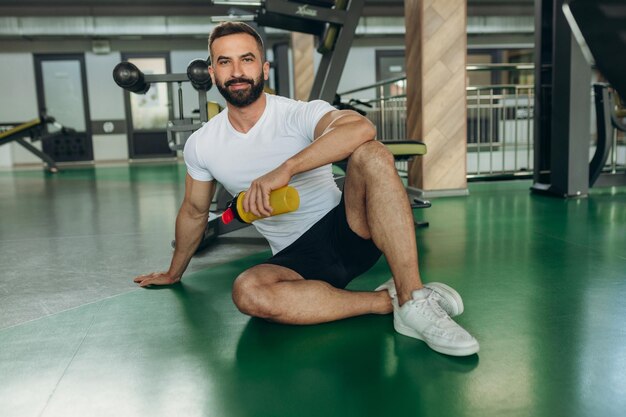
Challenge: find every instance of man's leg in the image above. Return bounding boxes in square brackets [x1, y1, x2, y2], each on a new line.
[343, 141, 422, 305]
[343, 141, 479, 356]
[232, 264, 391, 325]
[231, 141, 447, 325]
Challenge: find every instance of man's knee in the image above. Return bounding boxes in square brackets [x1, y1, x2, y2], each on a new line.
[350, 141, 395, 171]
[232, 270, 277, 319]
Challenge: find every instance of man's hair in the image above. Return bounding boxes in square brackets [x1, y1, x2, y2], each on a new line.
[209, 22, 265, 61]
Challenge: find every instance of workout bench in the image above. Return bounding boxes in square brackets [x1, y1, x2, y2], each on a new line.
[0, 116, 74, 173]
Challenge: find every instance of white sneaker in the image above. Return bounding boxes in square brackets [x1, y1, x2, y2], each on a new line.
[393, 288, 479, 356]
[375, 278, 464, 317]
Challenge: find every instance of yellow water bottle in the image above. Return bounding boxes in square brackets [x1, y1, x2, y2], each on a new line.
[221, 186, 300, 224]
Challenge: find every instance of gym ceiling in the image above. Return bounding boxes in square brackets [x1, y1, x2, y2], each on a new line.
[0, 0, 534, 18]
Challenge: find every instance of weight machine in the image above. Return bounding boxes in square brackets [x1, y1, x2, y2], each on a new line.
[531, 0, 626, 197]
[564, 0, 626, 188]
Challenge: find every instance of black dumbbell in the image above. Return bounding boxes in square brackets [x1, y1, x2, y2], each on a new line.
[113, 62, 150, 94]
[187, 59, 212, 92]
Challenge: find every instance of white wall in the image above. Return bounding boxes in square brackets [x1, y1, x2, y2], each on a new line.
[85, 52, 129, 161]
[0, 54, 38, 121]
[308, 46, 381, 102]
[337, 46, 378, 101]
[0, 53, 39, 167]
[86, 52, 125, 120]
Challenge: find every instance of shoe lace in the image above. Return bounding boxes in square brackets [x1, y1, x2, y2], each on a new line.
[411, 291, 451, 322]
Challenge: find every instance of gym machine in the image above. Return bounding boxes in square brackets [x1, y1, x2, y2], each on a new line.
[590, 84, 626, 187]
[258, 0, 362, 103]
[113, 59, 214, 152]
[531, 0, 626, 197]
[0, 115, 76, 173]
[564, 0, 626, 188]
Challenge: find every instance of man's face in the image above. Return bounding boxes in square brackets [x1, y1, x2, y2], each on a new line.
[210, 33, 269, 108]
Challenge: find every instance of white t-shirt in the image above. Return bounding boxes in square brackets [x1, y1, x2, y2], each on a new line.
[184, 93, 341, 254]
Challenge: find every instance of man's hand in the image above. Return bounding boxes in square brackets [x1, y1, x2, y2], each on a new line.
[133, 272, 180, 287]
[243, 164, 292, 217]
[133, 176, 215, 289]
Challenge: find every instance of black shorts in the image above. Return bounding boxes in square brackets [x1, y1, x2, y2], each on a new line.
[262, 195, 382, 289]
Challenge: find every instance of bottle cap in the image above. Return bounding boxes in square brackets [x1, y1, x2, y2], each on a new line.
[221, 208, 234, 224]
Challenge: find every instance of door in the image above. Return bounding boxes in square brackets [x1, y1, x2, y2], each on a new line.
[375, 50, 407, 99]
[34, 54, 93, 162]
[122, 53, 175, 159]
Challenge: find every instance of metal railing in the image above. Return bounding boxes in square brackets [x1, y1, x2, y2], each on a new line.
[339, 64, 626, 180]
[466, 84, 534, 178]
[338, 64, 539, 178]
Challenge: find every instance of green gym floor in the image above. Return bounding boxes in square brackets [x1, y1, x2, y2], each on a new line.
[1, 163, 625, 417]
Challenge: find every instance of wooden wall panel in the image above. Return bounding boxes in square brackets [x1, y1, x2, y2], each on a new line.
[405, 0, 467, 192]
[291, 32, 314, 101]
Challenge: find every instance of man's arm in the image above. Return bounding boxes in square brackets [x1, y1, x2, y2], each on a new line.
[243, 109, 375, 216]
[295, 109, 377, 173]
[134, 174, 216, 287]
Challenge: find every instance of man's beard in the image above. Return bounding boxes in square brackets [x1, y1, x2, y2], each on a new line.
[216, 74, 265, 108]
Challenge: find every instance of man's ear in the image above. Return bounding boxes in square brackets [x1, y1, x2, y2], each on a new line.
[209, 65, 216, 85]
[263, 61, 270, 81]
